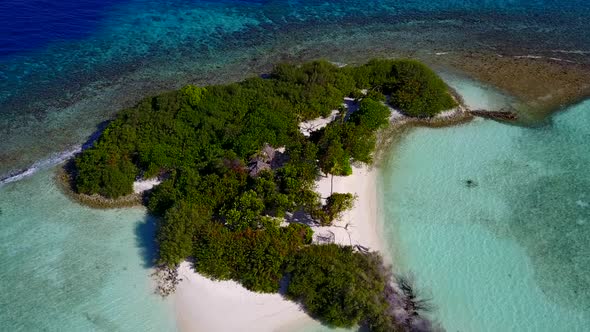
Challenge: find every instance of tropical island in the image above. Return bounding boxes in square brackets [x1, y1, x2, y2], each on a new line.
[70, 59, 459, 331]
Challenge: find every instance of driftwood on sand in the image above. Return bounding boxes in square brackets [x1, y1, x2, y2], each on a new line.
[152, 265, 182, 297]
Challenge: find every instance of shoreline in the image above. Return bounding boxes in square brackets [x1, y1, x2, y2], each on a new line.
[3, 3, 589, 329]
[0, 52, 576, 183]
[174, 261, 316, 332]
[55, 160, 163, 209]
[50, 62, 521, 332]
[172, 103, 475, 332]
[50, 86, 476, 331]
[311, 164, 385, 252]
[49, 75, 480, 331]
[174, 164, 384, 332]
[431, 52, 590, 118]
[55, 163, 144, 209]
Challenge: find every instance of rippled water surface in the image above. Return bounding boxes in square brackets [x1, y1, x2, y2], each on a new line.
[1, 0, 590, 175]
[1, 1, 589, 331]
[380, 79, 590, 331]
[0, 169, 176, 330]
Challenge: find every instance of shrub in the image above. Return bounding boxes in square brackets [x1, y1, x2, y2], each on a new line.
[193, 222, 313, 293]
[75, 149, 137, 198]
[387, 60, 457, 117]
[365, 89, 386, 102]
[157, 203, 207, 266]
[286, 245, 393, 329]
[221, 190, 265, 231]
[181, 84, 207, 106]
[320, 192, 356, 225]
[350, 98, 391, 131]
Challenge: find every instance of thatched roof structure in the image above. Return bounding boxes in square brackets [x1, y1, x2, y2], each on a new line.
[260, 143, 276, 162]
[247, 143, 286, 177]
[248, 159, 271, 177]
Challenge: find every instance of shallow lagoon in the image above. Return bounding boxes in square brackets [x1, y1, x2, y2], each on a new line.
[1, 75, 588, 331]
[380, 79, 590, 331]
[0, 169, 176, 331]
[2, 1, 589, 327]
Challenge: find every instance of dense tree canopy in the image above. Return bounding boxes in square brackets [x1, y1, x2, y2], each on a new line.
[73, 58, 454, 330]
[351, 59, 457, 117]
[193, 218, 312, 292]
[387, 60, 457, 117]
[286, 244, 396, 331]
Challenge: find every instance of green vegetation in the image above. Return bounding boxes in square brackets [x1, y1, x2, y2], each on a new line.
[314, 192, 356, 225]
[194, 218, 312, 292]
[351, 59, 457, 117]
[73, 58, 454, 330]
[312, 97, 391, 175]
[286, 244, 396, 331]
[388, 60, 457, 117]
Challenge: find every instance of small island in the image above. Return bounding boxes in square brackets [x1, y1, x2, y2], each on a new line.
[71, 59, 458, 331]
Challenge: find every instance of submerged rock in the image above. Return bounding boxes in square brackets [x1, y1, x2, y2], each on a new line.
[465, 179, 478, 188]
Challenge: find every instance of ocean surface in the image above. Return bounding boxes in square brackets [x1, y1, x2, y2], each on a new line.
[0, 0, 589, 331]
[0, 168, 177, 331]
[380, 78, 590, 331]
[2, 0, 590, 177]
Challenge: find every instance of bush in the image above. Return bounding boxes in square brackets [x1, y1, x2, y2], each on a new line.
[319, 192, 356, 225]
[351, 59, 456, 117]
[75, 149, 137, 198]
[365, 89, 386, 102]
[72, 58, 450, 331]
[157, 203, 208, 266]
[387, 60, 457, 117]
[181, 84, 207, 106]
[349, 89, 364, 99]
[350, 98, 391, 131]
[193, 222, 313, 292]
[286, 245, 393, 329]
[314, 96, 389, 168]
[221, 190, 265, 231]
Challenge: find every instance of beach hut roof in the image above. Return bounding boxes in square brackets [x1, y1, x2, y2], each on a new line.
[248, 159, 271, 177]
[260, 143, 276, 162]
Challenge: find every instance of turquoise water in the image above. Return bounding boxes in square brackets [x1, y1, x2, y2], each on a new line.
[0, 169, 176, 331]
[1, 2, 590, 331]
[3, 77, 587, 332]
[380, 80, 590, 331]
[2, 0, 590, 176]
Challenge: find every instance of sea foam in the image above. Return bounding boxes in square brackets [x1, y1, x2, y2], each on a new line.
[0, 146, 81, 186]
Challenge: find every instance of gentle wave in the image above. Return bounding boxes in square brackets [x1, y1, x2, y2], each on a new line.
[0, 146, 82, 186]
[514, 55, 544, 59]
[0, 120, 105, 186]
[513, 54, 576, 63]
[551, 49, 590, 55]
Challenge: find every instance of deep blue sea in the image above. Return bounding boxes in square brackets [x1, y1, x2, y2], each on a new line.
[1, 0, 590, 176]
[0, 1, 589, 331]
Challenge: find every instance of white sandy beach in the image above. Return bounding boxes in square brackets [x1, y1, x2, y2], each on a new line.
[299, 109, 340, 137]
[311, 165, 384, 252]
[171, 98, 469, 332]
[174, 164, 383, 332]
[133, 178, 162, 194]
[175, 261, 316, 332]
